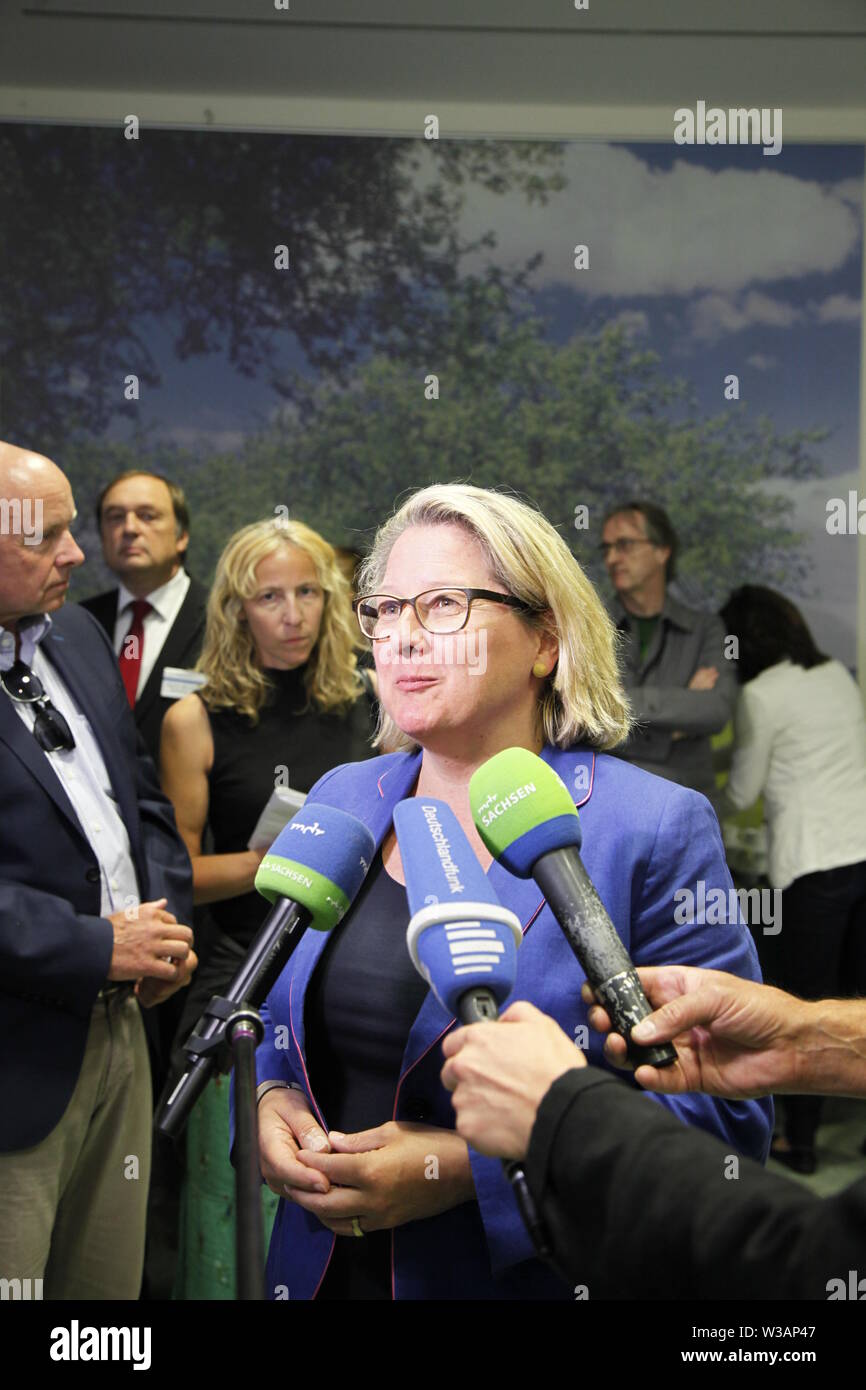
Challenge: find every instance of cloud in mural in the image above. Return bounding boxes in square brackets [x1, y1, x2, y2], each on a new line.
[687, 290, 862, 342]
[164, 425, 246, 451]
[688, 290, 803, 342]
[814, 293, 861, 323]
[448, 145, 860, 298]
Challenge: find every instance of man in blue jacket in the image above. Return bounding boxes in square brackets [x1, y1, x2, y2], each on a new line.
[0, 442, 196, 1299]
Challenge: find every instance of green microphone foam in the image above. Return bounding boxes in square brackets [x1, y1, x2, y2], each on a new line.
[255, 857, 350, 933]
[254, 804, 374, 931]
[469, 747, 581, 876]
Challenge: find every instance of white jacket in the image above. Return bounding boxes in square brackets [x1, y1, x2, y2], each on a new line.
[724, 659, 866, 889]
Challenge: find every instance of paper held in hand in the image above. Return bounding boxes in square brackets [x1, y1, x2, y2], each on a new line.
[247, 786, 307, 850]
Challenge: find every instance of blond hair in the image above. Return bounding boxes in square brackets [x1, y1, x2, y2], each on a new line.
[198, 517, 364, 722]
[356, 484, 632, 753]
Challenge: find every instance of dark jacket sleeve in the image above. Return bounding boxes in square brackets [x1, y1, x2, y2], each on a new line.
[131, 723, 194, 928]
[0, 881, 114, 1016]
[525, 1067, 866, 1301]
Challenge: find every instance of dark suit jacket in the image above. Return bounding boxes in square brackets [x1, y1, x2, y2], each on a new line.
[609, 591, 736, 805]
[0, 604, 193, 1151]
[80, 575, 208, 764]
[526, 1068, 866, 1300]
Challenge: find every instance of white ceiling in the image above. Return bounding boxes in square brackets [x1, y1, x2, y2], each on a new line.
[1, 1, 864, 132]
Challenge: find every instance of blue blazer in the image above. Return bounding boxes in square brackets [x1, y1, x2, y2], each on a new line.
[254, 744, 773, 1300]
[0, 604, 193, 1151]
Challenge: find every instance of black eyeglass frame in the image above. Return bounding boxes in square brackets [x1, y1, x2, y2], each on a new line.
[598, 538, 655, 558]
[355, 587, 537, 640]
[0, 661, 77, 753]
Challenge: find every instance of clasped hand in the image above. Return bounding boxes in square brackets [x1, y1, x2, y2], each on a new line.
[258, 1088, 474, 1237]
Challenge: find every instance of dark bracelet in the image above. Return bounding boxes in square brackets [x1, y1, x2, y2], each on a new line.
[256, 1080, 303, 1106]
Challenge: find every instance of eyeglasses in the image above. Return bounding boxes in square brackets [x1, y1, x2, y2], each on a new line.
[0, 660, 76, 753]
[598, 538, 654, 558]
[355, 587, 535, 641]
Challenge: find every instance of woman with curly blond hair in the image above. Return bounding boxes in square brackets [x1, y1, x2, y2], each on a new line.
[160, 515, 375, 1298]
[251, 483, 772, 1302]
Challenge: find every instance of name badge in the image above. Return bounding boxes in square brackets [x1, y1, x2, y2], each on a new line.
[160, 666, 208, 700]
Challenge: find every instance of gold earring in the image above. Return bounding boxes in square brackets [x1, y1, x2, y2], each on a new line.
[532, 661, 548, 678]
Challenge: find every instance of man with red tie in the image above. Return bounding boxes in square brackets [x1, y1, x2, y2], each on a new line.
[80, 471, 207, 765]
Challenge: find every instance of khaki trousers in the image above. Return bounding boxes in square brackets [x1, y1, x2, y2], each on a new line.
[0, 992, 152, 1300]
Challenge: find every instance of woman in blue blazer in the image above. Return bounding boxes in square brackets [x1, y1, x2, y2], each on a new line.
[252, 484, 773, 1301]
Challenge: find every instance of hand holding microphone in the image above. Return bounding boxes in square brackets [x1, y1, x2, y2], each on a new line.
[469, 748, 677, 1073]
[582, 964, 811, 1099]
[442, 1000, 588, 1161]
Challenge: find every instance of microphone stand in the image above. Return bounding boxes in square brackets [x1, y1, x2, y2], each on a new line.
[154, 802, 374, 1301]
[230, 1012, 267, 1302]
[157, 899, 313, 1301]
[158, 898, 309, 1134]
[166, 995, 267, 1300]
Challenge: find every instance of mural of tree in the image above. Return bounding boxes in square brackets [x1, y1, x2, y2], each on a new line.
[0, 126, 563, 447]
[225, 313, 823, 606]
[5, 127, 827, 613]
[68, 309, 822, 609]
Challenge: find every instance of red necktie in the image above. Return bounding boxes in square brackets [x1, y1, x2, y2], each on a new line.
[119, 599, 152, 707]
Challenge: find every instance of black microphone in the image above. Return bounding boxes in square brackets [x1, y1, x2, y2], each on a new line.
[157, 802, 375, 1138]
[469, 749, 677, 1071]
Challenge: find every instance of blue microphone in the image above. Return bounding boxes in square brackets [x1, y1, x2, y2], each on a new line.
[394, 797, 551, 1261]
[394, 798, 522, 1023]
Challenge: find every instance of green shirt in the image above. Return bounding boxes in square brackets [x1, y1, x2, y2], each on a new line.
[636, 614, 660, 663]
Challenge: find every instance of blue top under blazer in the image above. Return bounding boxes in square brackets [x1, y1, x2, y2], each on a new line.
[252, 743, 774, 1301]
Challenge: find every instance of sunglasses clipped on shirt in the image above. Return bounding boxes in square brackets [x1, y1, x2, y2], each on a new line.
[0, 659, 76, 753]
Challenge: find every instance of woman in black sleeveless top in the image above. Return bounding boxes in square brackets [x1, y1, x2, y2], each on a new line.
[159, 516, 375, 1298]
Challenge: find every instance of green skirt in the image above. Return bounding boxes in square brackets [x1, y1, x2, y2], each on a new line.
[173, 1073, 279, 1300]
